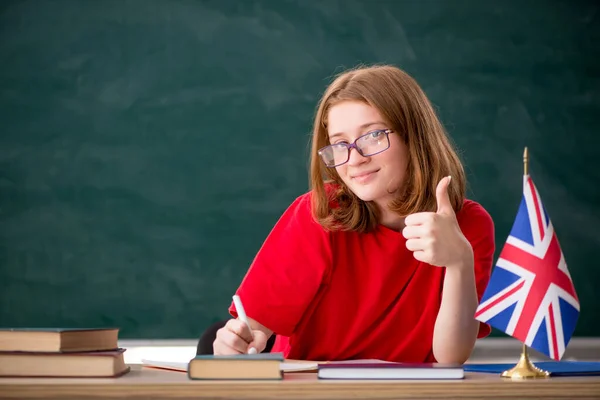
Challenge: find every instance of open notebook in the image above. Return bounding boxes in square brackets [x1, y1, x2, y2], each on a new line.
[141, 359, 318, 373]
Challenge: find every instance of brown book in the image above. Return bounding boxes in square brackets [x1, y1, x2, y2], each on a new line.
[0, 328, 119, 352]
[188, 353, 284, 380]
[0, 348, 129, 377]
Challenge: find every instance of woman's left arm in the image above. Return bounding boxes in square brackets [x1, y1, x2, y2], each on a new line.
[404, 176, 495, 364]
[432, 243, 479, 364]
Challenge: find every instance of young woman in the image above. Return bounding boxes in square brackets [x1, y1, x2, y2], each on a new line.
[212, 65, 495, 364]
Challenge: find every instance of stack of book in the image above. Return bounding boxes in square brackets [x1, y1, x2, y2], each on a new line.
[0, 328, 129, 378]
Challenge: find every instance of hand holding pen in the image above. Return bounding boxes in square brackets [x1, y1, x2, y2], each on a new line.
[232, 295, 257, 354]
[212, 294, 270, 355]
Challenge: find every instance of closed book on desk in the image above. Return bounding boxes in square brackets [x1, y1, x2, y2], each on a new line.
[0, 348, 129, 377]
[188, 353, 284, 380]
[318, 361, 464, 380]
[0, 328, 119, 352]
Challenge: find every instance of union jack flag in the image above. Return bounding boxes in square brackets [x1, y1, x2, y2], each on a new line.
[475, 175, 579, 360]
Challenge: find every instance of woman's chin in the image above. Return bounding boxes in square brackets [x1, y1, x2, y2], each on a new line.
[352, 189, 380, 203]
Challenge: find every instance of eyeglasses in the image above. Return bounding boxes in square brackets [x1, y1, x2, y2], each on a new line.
[318, 129, 393, 168]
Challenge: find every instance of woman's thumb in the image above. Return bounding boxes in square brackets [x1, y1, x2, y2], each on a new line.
[247, 331, 269, 355]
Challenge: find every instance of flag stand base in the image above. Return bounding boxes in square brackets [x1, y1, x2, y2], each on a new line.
[501, 344, 550, 379]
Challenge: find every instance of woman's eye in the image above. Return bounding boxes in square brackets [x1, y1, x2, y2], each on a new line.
[371, 131, 383, 138]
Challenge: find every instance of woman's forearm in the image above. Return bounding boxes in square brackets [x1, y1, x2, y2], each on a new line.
[432, 253, 480, 364]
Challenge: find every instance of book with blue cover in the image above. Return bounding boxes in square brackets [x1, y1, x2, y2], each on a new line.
[465, 361, 600, 376]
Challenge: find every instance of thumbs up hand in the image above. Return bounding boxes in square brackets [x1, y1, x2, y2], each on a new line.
[403, 176, 473, 268]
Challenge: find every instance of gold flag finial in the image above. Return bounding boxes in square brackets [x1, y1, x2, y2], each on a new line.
[524, 146, 529, 176]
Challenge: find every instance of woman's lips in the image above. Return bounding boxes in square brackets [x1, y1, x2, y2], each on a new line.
[351, 170, 378, 184]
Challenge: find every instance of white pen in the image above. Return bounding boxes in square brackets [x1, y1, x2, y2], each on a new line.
[232, 294, 257, 354]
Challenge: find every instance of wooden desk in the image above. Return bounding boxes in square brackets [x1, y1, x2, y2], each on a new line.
[1, 366, 599, 399]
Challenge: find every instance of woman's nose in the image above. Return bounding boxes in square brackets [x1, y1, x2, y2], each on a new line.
[346, 145, 368, 166]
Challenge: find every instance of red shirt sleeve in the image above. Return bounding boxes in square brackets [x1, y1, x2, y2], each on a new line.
[228, 193, 332, 337]
[457, 200, 495, 338]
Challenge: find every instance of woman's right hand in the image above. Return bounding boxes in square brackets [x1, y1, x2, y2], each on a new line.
[213, 318, 271, 355]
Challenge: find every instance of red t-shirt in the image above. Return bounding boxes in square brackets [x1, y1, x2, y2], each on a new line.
[229, 191, 495, 362]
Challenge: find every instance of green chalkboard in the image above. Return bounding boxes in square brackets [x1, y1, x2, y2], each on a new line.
[1, 0, 598, 338]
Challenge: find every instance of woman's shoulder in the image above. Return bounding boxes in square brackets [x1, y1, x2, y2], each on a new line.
[281, 189, 323, 226]
[457, 199, 495, 234]
[267, 190, 332, 247]
[289, 182, 339, 210]
[459, 199, 492, 217]
[281, 184, 342, 233]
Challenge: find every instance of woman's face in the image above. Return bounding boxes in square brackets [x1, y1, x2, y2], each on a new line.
[326, 101, 409, 211]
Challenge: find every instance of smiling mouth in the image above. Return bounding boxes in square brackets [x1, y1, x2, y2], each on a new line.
[352, 170, 378, 178]
[351, 170, 378, 182]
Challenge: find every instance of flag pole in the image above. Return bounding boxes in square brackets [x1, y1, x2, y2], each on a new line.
[500, 147, 549, 380]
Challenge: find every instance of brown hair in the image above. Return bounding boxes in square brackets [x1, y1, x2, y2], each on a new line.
[309, 64, 466, 233]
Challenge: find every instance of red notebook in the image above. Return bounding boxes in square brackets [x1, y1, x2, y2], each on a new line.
[317, 360, 464, 380]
